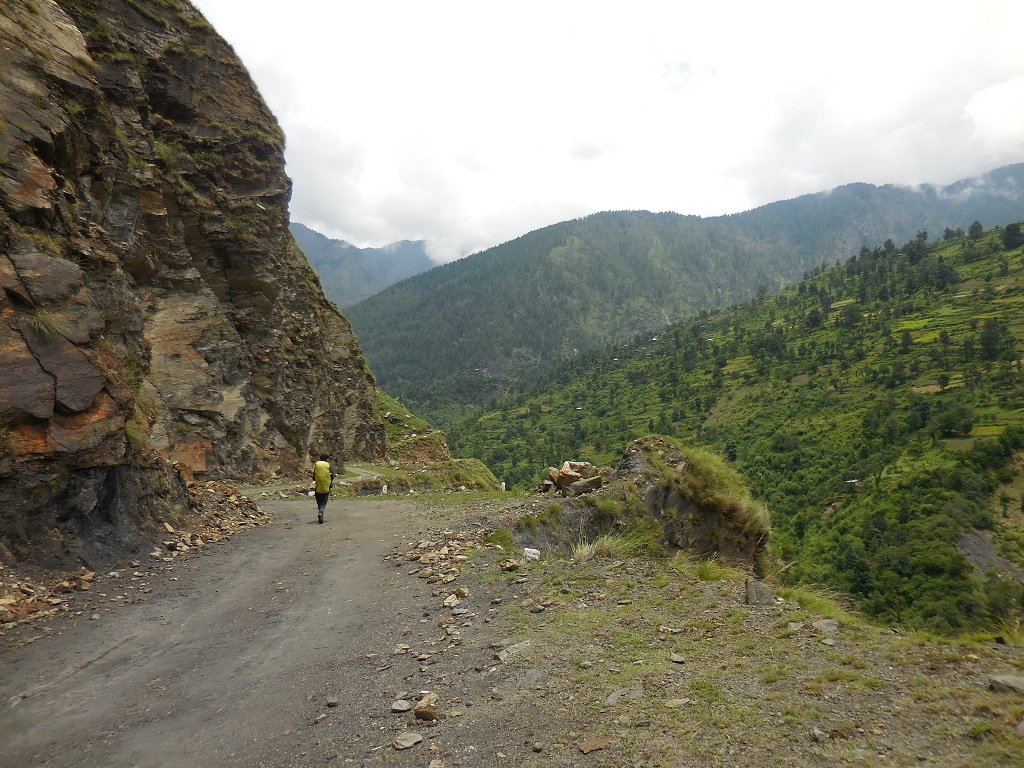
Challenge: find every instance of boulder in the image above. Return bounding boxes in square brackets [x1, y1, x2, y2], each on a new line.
[989, 675, 1024, 695]
[744, 578, 775, 606]
[569, 475, 602, 496]
[540, 459, 603, 496]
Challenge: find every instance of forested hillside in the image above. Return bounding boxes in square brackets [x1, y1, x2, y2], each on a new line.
[290, 223, 431, 308]
[451, 224, 1024, 631]
[346, 164, 1024, 424]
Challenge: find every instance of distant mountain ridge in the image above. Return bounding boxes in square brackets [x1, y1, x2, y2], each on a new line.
[290, 222, 432, 308]
[344, 163, 1024, 422]
[727, 163, 1024, 255]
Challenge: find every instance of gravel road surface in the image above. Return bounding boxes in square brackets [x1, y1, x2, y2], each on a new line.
[0, 497, 520, 767]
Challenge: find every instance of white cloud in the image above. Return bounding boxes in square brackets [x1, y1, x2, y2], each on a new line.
[965, 76, 1024, 155]
[193, 0, 1024, 262]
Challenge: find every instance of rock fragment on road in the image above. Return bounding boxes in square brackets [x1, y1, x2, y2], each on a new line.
[392, 732, 423, 750]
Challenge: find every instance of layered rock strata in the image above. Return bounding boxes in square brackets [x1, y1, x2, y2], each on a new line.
[0, 0, 385, 564]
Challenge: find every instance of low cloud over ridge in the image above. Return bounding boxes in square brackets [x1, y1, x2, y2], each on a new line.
[195, 0, 1024, 263]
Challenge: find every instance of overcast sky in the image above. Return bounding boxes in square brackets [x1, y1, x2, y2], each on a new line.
[193, 0, 1024, 263]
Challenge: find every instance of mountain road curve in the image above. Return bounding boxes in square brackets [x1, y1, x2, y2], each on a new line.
[0, 497, 541, 767]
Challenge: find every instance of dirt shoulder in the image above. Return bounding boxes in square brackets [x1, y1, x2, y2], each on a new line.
[387, 496, 1024, 767]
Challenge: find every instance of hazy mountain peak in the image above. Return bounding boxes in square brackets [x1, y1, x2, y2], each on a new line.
[290, 222, 432, 308]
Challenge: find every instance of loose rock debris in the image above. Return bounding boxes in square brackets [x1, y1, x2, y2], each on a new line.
[373, 524, 556, 757]
[185, 480, 271, 544]
[1, 480, 270, 634]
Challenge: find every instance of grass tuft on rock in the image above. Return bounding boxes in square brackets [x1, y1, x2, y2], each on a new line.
[694, 558, 740, 581]
[24, 308, 62, 340]
[650, 438, 771, 539]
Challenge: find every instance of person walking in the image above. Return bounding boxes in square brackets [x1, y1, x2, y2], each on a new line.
[313, 454, 334, 524]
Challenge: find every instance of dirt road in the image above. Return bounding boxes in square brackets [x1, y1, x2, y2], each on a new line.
[6, 495, 1024, 767]
[0, 497, 544, 768]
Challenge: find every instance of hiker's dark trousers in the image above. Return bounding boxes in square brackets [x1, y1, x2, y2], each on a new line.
[315, 492, 329, 514]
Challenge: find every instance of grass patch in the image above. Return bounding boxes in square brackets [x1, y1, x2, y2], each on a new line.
[70, 54, 98, 75]
[24, 308, 62, 339]
[484, 528, 514, 551]
[154, 138, 187, 170]
[573, 525, 662, 562]
[518, 502, 563, 531]
[760, 664, 794, 684]
[776, 584, 864, 626]
[124, 419, 147, 448]
[571, 533, 621, 561]
[695, 559, 740, 581]
[943, 437, 976, 453]
[26, 230, 61, 254]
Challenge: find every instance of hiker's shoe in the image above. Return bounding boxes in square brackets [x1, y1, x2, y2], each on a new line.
[318, 512, 324, 524]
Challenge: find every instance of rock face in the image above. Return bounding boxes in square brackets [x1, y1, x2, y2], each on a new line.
[512, 437, 769, 573]
[0, 0, 385, 564]
[618, 436, 770, 572]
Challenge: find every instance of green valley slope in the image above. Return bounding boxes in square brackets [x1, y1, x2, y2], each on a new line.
[346, 165, 1024, 424]
[451, 225, 1024, 631]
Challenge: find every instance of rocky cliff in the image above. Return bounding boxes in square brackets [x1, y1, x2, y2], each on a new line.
[0, 0, 386, 565]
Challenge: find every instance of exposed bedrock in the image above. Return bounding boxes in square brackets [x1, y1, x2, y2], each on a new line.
[0, 0, 385, 564]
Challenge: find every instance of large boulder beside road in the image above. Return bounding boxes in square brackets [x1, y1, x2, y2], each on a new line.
[538, 461, 607, 496]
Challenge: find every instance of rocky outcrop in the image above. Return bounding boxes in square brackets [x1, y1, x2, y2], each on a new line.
[617, 436, 770, 571]
[0, 0, 385, 565]
[538, 460, 608, 497]
[957, 530, 1024, 584]
[511, 437, 770, 573]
